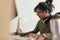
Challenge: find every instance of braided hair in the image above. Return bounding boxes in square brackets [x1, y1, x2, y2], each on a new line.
[34, 0, 54, 13]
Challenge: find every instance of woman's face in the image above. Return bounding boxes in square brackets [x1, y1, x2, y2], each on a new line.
[36, 9, 50, 19]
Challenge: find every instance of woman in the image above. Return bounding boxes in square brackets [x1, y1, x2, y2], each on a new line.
[14, 0, 60, 40]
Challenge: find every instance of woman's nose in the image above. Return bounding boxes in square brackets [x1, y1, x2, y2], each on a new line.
[37, 13, 39, 15]
[37, 14, 39, 16]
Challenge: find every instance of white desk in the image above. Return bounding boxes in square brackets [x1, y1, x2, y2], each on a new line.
[9, 35, 36, 40]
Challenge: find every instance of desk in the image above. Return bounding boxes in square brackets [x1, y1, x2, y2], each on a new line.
[9, 35, 36, 40]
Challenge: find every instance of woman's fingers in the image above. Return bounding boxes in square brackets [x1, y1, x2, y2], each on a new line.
[37, 35, 45, 40]
[25, 33, 45, 40]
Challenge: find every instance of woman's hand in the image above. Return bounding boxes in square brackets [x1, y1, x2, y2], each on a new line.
[25, 33, 45, 40]
[37, 35, 45, 40]
[25, 33, 37, 38]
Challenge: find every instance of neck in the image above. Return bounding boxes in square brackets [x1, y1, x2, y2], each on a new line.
[41, 16, 51, 20]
